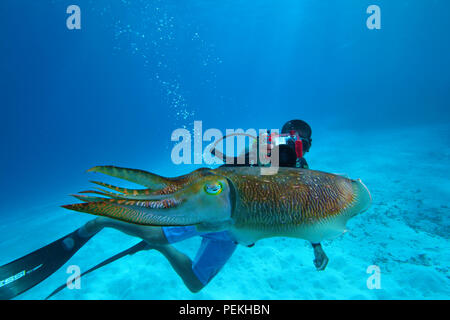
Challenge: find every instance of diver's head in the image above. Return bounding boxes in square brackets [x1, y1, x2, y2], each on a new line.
[281, 119, 312, 153]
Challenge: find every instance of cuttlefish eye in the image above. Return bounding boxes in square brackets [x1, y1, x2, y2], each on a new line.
[204, 182, 223, 195]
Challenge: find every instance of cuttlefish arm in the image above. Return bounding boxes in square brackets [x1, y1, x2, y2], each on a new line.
[89, 180, 152, 196]
[78, 189, 168, 201]
[88, 166, 170, 189]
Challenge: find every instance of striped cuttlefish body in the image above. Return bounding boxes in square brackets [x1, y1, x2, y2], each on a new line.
[64, 166, 372, 246]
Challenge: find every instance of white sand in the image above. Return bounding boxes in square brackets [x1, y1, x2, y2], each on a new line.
[1, 124, 449, 299]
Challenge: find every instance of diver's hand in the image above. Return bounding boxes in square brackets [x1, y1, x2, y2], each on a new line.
[312, 243, 329, 271]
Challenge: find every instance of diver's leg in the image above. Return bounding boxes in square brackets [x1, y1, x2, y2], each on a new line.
[161, 236, 238, 293]
[311, 242, 328, 271]
[79, 217, 169, 245]
[156, 245, 205, 293]
[79, 217, 206, 292]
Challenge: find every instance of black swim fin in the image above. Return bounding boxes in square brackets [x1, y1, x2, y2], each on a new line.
[45, 240, 149, 299]
[0, 228, 98, 300]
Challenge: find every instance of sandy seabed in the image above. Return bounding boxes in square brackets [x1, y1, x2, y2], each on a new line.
[1, 124, 449, 299]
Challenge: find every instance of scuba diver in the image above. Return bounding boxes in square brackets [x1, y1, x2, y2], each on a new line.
[214, 119, 312, 169]
[0, 119, 326, 299]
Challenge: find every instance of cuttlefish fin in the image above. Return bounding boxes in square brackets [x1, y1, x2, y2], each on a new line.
[87, 166, 169, 189]
[332, 173, 349, 178]
[62, 200, 200, 226]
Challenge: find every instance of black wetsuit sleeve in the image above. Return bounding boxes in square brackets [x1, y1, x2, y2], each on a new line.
[219, 152, 253, 167]
[299, 157, 309, 169]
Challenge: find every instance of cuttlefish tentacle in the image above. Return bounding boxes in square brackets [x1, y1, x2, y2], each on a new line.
[90, 181, 152, 196]
[64, 166, 371, 245]
[78, 188, 176, 201]
[72, 194, 110, 203]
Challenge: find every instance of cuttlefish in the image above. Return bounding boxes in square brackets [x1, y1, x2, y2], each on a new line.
[63, 165, 371, 269]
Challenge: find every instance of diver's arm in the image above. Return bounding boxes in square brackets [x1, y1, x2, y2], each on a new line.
[154, 245, 205, 293]
[299, 157, 309, 169]
[211, 145, 256, 166]
[210, 134, 258, 166]
[210, 146, 239, 165]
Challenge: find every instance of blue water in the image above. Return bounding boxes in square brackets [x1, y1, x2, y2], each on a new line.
[0, 0, 449, 299]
